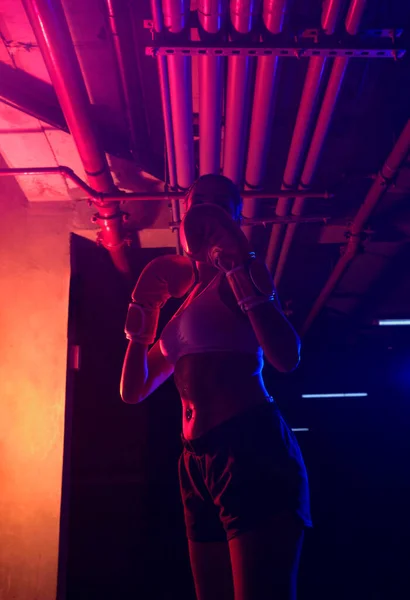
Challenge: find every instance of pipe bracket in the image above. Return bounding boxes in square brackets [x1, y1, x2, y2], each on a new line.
[146, 37, 406, 59]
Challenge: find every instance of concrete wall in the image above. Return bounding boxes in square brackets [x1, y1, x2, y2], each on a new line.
[0, 169, 71, 599]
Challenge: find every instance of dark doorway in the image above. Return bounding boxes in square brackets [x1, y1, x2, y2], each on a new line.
[60, 234, 195, 600]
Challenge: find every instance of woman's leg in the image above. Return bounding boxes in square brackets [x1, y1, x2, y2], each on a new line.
[188, 540, 234, 600]
[228, 511, 304, 600]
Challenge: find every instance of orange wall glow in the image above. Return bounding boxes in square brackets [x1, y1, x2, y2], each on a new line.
[0, 172, 70, 600]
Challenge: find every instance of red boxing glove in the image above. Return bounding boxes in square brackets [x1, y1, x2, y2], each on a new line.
[131, 254, 194, 307]
[125, 255, 195, 344]
[179, 203, 250, 271]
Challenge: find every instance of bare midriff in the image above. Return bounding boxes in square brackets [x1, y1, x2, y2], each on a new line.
[174, 351, 271, 440]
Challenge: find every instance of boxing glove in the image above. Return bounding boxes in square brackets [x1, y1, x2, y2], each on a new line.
[179, 203, 250, 271]
[125, 254, 195, 344]
[180, 203, 276, 312]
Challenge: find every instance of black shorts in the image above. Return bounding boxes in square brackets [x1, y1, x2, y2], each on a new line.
[179, 401, 312, 542]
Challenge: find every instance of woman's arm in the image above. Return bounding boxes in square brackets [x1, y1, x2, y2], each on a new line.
[219, 276, 300, 374]
[120, 340, 174, 404]
[120, 254, 195, 404]
[246, 301, 301, 373]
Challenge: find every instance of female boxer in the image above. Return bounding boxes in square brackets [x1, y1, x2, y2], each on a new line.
[121, 175, 311, 600]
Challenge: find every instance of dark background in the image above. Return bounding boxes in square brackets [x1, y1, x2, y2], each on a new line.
[61, 236, 410, 600]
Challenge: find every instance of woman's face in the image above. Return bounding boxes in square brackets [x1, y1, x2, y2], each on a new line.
[186, 176, 241, 221]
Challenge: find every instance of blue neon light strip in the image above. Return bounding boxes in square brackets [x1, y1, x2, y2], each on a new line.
[302, 393, 368, 398]
[291, 428, 310, 432]
[378, 319, 410, 326]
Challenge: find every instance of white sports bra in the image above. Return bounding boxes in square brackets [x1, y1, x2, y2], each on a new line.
[159, 273, 263, 367]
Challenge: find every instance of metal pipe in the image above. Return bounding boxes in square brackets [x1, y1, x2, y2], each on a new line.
[163, 0, 190, 31]
[150, 0, 176, 188]
[273, 57, 347, 285]
[22, 0, 130, 274]
[156, 56, 178, 189]
[199, 55, 224, 175]
[151, 0, 182, 252]
[223, 0, 260, 185]
[230, 0, 262, 33]
[244, 55, 280, 187]
[263, 0, 287, 33]
[299, 59, 349, 187]
[273, 0, 366, 286]
[0, 166, 100, 197]
[106, 0, 139, 155]
[22, 0, 113, 192]
[104, 189, 331, 201]
[281, 56, 328, 189]
[168, 55, 195, 188]
[162, 0, 195, 190]
[242, 0, 287, 239]
[302, 118, 410, 335]
[171, 214, 329, 227]
[242, 214, 330, 226]
[223, 55, 254, 184]
[151, 0, 164, 30]
[265, 56, 327, 269]
[300, 0, 366, 188]
[345, 0, 367, 35]
[198, 0, 227, 175]
[198, 0, 227, 33]
[0, 166, 331, 200]
[265, 0, 344, 273]
[321, 0, 344, 34]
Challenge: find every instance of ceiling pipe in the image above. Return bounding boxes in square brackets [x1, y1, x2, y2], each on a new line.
[302, 118, 410, 336]
[106, 0, 144, 158]
[106, 0, 134, 152]
[223, 53, 254, 184]
[0, 166, 331, 200]
[22, 0, 130, 275]
[274, 0, 367, 287]
[162, 0, 195, 190]
[345, 0, 367, 34]
[198, 0, 227, 175]
[222, 0, 261, 185]
[242, 0, 287, 240]
[230, 0, 262, 33]
[171, 214, 329, 226]
[321, 0, 344, 34]
[263, 0, 287, 32]
[198, 54, 224, 175]
[150, 0, 182, 253]
[265, 0, 344, 273]
[198, 0, 227, 32]
[94, 189, 332, 201]
[265, 57, 327, 269]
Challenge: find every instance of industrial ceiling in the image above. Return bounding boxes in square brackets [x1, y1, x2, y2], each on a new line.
[1, 0, 409, 337]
